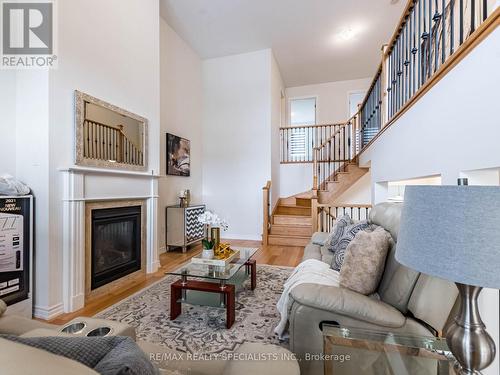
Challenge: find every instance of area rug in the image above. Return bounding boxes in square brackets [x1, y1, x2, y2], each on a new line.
[95, 265, 292, 355]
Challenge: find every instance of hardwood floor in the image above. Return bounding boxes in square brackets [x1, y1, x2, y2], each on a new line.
[48, 239, 304, 325]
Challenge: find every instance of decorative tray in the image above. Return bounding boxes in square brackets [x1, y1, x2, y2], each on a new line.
[190, 249, 240, 267]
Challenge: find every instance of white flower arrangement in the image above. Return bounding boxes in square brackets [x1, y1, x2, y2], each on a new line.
[198, 211, 229, 231]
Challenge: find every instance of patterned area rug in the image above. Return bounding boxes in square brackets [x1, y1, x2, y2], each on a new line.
[95, 265, 292, 355]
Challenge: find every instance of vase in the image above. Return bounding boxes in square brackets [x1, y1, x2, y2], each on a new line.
[211, 227, 221, 249]
[201, 248, 214, 259]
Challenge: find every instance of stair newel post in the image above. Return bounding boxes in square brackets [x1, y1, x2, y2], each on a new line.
[262, 181, 271, 245]
[313, 147, 319, 191]
[311, 191, 319, 233]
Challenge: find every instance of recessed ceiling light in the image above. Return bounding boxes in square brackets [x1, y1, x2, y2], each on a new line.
[339, 28, 356, 41]
[332, 24, 365, 45]
[390, 0, 400, 4]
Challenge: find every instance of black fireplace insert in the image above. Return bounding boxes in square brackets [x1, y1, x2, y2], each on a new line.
[91, 205, 142, 290]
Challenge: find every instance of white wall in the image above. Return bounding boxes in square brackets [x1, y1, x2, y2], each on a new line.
[0, 71, 17, 176]
[360, 28, 500, 375]
[15, 71, 51, 312]
[270, 54, 284, 209]
[16, 0, 161, 317]
[285, 78, 371, 125]
[159, 19, 203, 251]
[335, 172, 371, 204]
[202, 50, 274, 240]
[280, 77, 371, 198]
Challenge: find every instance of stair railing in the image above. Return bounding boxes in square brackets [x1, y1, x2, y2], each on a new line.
[262, 181, 272, 245]
[360, 0, 495, 149]
[310, 0, 496, 232]
[83, 120, 144, 165]
[280, 123, 345, 163]
[312, 113, 360, 192]
[317, 204, 372, 232]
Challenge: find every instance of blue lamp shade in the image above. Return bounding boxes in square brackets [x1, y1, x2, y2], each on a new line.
[395, 185, 500, 289]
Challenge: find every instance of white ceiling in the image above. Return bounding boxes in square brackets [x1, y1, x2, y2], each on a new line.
[160, 0, 406, 87]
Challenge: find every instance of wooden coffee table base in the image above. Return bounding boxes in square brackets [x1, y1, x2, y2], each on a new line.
[170, 259, 257, 329]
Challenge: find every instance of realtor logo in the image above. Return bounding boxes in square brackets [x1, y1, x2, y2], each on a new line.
[1, 1, 57, 68]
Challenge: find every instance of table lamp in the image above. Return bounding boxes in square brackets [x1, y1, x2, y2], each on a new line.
[396, 185, 500, 374]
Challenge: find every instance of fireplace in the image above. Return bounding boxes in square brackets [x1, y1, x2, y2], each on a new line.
[90, 205, 142, 290]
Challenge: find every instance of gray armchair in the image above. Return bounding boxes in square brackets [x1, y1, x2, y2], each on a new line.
[288, 203, 459, 375]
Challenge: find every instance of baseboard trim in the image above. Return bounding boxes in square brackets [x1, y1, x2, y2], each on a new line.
[34, 303, 64, 321]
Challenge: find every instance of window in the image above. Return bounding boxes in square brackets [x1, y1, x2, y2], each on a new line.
[289, 98, 316, 161]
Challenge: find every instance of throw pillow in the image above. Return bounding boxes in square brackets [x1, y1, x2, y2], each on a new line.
[1, 335, 159, 375]
[331, 220, 374, 271]
[327, 214, 353, 253]
[339, 227, 392, 295]
[0, 299, 6, 316]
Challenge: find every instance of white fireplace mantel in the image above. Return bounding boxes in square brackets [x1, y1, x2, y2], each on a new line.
[60, 166, 160, 313]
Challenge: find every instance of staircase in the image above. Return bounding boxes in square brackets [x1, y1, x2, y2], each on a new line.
[266, 159, 368, 246]
[318, 160, 369, 203]
[267, 196, 313, 246]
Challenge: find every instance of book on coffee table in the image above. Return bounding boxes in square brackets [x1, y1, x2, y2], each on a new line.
[190, 249, 240, 267]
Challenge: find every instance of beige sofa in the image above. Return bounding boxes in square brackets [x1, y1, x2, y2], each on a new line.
[0, 302, 299, 374]
[288, 202, 459, 375]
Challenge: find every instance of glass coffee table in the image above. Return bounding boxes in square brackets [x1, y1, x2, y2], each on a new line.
[166, 247, 258, 329]
[323, 324, 456, 374]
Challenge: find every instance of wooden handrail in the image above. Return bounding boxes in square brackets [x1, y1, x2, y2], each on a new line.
[315, 113, 359, 150]
[358, 64, 383, 112]
[83, 119, 143, 165]
[307, 0, 497, 198]
[317, 203, 373, 208]
[279, 123, 344, 130]
[354, 0, 497, 153]
[316, 204, 372, 232]
[85, 119, 124, 132]
[359, 6, 500, 156]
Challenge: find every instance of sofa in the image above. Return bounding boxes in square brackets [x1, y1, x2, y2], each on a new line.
[0, 302, 299, 374]
[288, 202, 459, 375]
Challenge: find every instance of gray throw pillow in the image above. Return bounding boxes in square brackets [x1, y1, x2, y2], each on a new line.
[1, 335, 159, 375]
[0, 299, 6, 317]
[327, 214, 353, 253]
[331, 220, 374, 271]
[340, 227, 392, 295]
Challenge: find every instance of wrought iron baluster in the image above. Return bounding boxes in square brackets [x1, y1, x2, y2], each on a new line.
[433, 0, 440, 72]
[441, 0, 446, 64]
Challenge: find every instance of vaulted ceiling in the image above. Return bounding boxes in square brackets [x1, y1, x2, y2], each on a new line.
[160, 0, 406, 87]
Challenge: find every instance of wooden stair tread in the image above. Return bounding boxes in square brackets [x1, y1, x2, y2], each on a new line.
[273, 214, 310, 218]
[267, 234, 310, 246]
[268, 234, 310, 239]
[271, 223, 312, 228]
